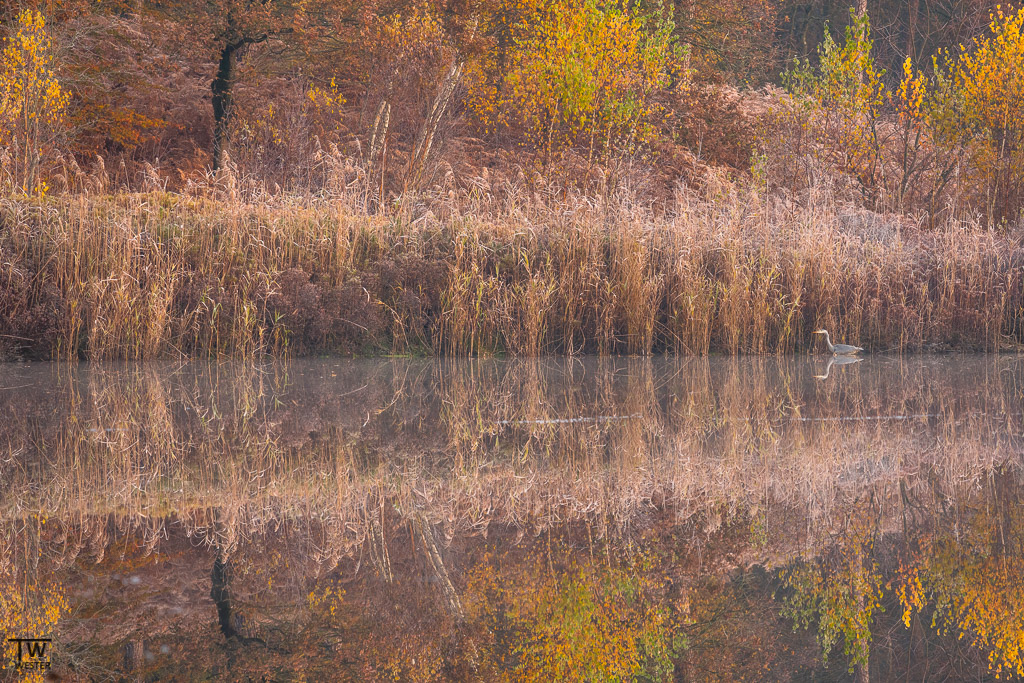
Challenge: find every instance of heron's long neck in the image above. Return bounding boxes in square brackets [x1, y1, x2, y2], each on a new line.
[823, 332, 834, 352]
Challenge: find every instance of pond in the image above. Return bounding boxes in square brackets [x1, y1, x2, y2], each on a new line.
[1, 355, 1023, 681]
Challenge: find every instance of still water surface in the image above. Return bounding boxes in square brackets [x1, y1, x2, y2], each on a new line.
[1, 355, 1023, 681]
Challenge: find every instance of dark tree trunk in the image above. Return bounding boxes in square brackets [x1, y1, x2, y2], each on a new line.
[211, 554, 266, 645]
[211, 39, 246, 171]
[211, 555, 240, 639]
[906, 0, 919, 62]
[123, 637, 144, 672]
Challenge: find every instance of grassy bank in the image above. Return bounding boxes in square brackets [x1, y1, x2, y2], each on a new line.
[1, 185, 1022, 359]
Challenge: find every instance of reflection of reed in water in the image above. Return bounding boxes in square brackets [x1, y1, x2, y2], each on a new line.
[1, 357, 1022, 680]
[0, 357, 1022, 558]
[9, 464, 1024, 681]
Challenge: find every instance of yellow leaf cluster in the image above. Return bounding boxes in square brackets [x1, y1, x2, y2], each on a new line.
[782, 515, 884, 673]
[0, 569, 67, 682]
[307, 582, 346, 621]
[895, 57, 926, 126]
[464, 550, 677, 681]
[467, 0, 676, 157]
[0, 9, 68, 195]
[897, 507, 1024, 680]
[956, 6, 1024, 139]
[306, 78, 346, 118]
[950, 5, 1024, 219]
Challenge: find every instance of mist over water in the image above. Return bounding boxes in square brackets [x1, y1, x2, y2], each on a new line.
[2, 355, 1023, 680]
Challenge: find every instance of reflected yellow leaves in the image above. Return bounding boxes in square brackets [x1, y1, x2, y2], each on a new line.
[895, 501, 1024, 679]
[0, 567, 66, 681]
[783, 511, 884, 675]
[464, 549, 678, 682]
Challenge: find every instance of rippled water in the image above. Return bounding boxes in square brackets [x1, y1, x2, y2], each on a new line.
[1, 355, 1023, 681]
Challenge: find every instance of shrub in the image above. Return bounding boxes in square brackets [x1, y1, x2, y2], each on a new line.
[779, 10, 886, 201]
[0, 9, 69, 195]
[766, 6, 1024, 225]
[468, 0, 678, 160]
[947, 5, 1024, 224]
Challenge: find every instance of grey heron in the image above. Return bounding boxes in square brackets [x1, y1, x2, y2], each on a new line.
[813, 329, 863, 355]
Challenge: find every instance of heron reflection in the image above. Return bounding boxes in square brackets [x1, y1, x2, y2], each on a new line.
[814, 355, 863, 380]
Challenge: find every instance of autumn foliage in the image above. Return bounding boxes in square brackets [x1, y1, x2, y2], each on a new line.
[0, 0, 1017, 221]
[0, 1, 1022, 361]
[467, 0, 677, 158]
[0, 9, 68, 195]
[948, 5, 1024, 222]
[464, 549, 679, 681]
[764, 4, 1024, 224]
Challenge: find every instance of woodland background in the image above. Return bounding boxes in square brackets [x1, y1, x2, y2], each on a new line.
[1, 0, 1023, 358]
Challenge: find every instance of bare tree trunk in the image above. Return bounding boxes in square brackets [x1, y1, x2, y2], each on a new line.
[211, 39, 246, 172]
[855, 576, 870, 683]
[414, 513, 481, 678]
[123, 638, 144, 674]
[853, 0, 869, 89]
[906, 0, 919, 62]
[211, 553, 265, 645]
[414, 513, 464, 621]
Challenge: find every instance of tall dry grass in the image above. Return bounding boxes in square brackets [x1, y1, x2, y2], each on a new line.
[1, 176, 1022, 360]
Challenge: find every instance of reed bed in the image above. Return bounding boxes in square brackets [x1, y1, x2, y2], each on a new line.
[1, 180, 1022, 360]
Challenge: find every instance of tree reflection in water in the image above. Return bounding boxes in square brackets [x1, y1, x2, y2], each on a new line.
[1, 356, 1022, 680]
